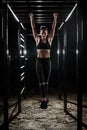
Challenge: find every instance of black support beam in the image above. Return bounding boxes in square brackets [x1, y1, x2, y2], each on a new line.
[1, 0, 9, 129]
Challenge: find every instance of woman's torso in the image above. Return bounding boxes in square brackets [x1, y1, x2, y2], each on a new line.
[36, 38, 51, 58]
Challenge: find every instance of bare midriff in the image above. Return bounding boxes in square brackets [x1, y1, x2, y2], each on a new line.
[37, 49, 50, 58]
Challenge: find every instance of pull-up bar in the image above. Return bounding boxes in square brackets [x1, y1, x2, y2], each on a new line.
[7, 0, 77, 3]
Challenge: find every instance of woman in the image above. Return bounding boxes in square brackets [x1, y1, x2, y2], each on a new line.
[29, 13, 58, 109]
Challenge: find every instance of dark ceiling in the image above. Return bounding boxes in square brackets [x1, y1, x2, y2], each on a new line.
[7, 0, 77, 34]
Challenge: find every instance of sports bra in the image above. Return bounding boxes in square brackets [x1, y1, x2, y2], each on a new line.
[36, 38, 51, 49]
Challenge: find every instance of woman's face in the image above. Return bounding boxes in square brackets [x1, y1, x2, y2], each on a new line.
[40, 29, 48, 39]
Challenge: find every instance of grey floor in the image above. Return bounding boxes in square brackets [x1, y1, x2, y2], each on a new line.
[8, 94, 87, 130]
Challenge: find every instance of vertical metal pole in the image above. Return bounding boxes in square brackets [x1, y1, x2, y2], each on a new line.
[1, 0, 9, 129]
[23, 32, 27, 99]
[18, 23, 21, 113]
[76, 3, 83, 130]
[63, 23, 67, 112]
[57, 31, 62, 99]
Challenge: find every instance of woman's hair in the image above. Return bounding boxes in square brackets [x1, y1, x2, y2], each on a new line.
[40, 25, 48, 31]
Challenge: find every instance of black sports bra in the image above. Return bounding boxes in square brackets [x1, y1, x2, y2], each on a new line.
[36, 38, 51, 49]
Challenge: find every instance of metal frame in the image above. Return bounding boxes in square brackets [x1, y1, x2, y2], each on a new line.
[6, 0, 77, 32]
[63, 21, 67, 112]
[0, 1, 26, 130]
[1, 1, 9, 129]
[59, 2, 87, 130]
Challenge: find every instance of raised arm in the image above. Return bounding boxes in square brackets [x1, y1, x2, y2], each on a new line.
[48, 13, 58, 44]
[29, 13, 39, 44]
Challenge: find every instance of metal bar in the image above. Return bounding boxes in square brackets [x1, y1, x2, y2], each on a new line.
[21, 21, 63, 23]
[16, 13, 68, 16]
[18, 23, 22, 113]
[10, 5, 74, 8]
[7, 4, 19, 22]
[21, 72, 25, 76]
[7, 1, 77, 3]
[21, 76, 25, 81]
[34, 14, 53, 16]
[30, 5, 74, 8]
[9, 103, 18, 119]
[26, 33, 59, 36]
[57, 31, 62, 99]
[22, 21, 63, 24]
[19, 16, 52, 18]
[18, 17, 66, 20]
[65, 3, 77, 22]
[63, 22, 67, 112]
[20, 65, 25, 69]
[19, 17, 53, 19]
[20, 19, 59, 22]
[76, 3, 83, 130]
[20, 44, 24, 48]
[20, 33, 24, 38]
[22, 17, 64, 19]
[1, 1, 9, 129]
[12, 7, 73, 10]
[12, 9, 70, 12]
[24, 19, 54, 21]
[7, 4, 25, 29]
[21, 87, 25, 95]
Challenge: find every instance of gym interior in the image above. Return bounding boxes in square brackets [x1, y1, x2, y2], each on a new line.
[0, 0, 87, 130]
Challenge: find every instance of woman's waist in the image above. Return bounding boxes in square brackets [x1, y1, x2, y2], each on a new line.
[37, 49, 50, 58]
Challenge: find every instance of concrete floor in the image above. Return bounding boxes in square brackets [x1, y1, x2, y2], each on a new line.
[8, 94, 87, 130]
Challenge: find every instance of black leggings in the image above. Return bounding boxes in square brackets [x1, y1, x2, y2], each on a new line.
[36, 58, 51, 98]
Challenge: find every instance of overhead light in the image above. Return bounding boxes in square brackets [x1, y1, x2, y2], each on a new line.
[7, 4, 19, 22]
[65, 3, 77, 22]
[58, 22, 64, 30]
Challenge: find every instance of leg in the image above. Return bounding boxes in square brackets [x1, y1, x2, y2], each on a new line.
[36, 59, 46, 98]
[36, 58, 51, 109]
[39, 58, 51, 99]
[43, 58, 51, 97]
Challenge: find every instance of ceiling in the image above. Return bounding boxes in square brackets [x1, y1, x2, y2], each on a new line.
[7, 0, 77, 34]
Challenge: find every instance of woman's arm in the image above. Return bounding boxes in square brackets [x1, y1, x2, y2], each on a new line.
[29, 13, 40, 44]
[48, 13, 58, 44]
